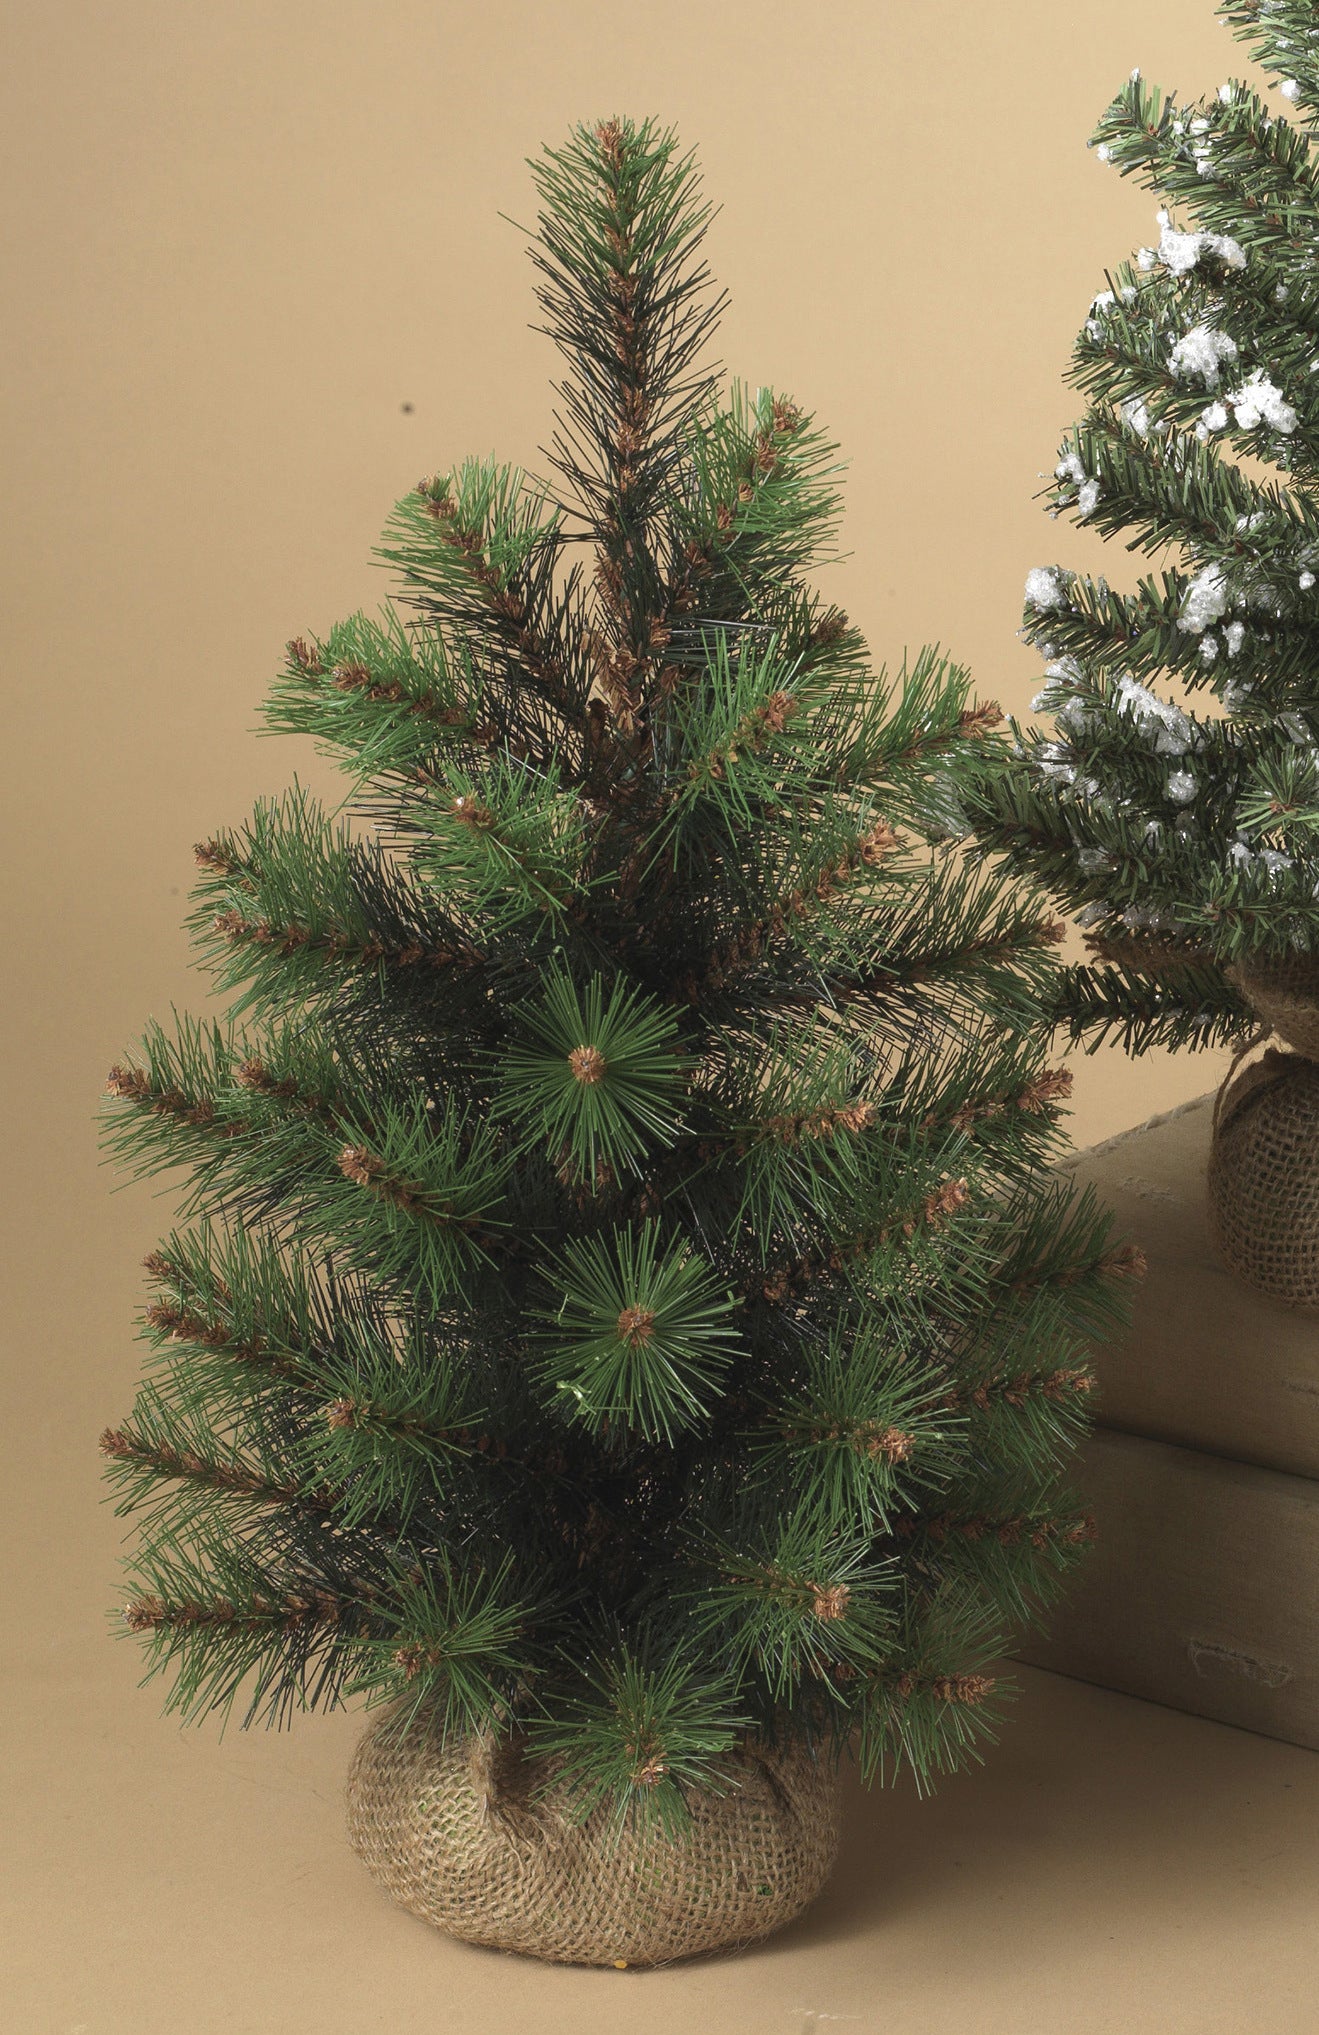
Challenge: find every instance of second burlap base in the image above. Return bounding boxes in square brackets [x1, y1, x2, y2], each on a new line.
[1208, 1046, 1319, 1309]
[346, 1708, 842, 1966]
[1228, 959, 1319, 1064]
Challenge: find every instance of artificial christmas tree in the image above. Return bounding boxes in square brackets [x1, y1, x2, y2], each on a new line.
[968, 1, 1319, 1305]
[101, 118, 1135, 1965]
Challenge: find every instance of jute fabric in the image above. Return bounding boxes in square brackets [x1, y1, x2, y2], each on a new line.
[1208, 1045, 1319, 1309]
[346, 1710, 841, 1966]
[1227, 959, 1319, 1063]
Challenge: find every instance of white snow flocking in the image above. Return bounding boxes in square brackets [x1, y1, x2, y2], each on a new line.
[1226, 369, 1298, 434]
[1154, 210, 1246, 277]
[1177, 563, 1230, 636]
[1025, 567, 1068, 611]
[1169, 323, 1239, 387]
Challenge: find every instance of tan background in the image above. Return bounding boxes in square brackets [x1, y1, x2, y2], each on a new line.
[5, 3, 1317, 2031]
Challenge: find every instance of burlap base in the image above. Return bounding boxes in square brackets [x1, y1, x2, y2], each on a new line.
[1208, 1047, 1319, 1309]
[345, 1710, 842, 1966]
[1228, 959, 1319, 1062]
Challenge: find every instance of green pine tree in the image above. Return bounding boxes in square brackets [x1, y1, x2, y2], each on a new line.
[102, 117, 1134, 1831]
[968, 3, 1319, 1058]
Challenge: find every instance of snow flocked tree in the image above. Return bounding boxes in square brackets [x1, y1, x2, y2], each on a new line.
[967, 2, 1319, 1307]
[101, 118, 1136, 1962]
[971, 0, 1319, 1052]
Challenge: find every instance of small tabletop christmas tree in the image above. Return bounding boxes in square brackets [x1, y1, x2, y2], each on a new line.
[102, 118, 1134, 1963]
[971, 2, 1319, 1050]
[967, 5, 1319, 1305]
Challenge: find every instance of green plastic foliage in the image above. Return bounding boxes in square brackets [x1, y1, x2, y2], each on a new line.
[497, 965, 685, 1179]
[527, 1641, 749, 1839]
[538, 1222, 740, 1442]
[100, 116, 1125, 1818]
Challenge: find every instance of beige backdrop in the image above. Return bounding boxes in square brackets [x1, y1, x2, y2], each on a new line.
[8, 5, 1317, 2033]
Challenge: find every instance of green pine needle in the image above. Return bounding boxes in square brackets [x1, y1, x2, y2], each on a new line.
[497, 964, 685, 1178]
[537, 1222, 741, 1443]
[527, 1640, 749, 1840]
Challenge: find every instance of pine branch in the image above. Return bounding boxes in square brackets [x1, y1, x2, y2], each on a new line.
[264, 621, 499, 784]
[854, 1584, 1010, 1787]
[101, 1422, 328, 1515]
[526, 1640, 748, 1836]
[1224, 3, 1319, 127]
[1053, 959, 1251, 1053]
[117, 1539, 377, 1728]
[188, 788, 486, 1025]
[531, 117, 724, 750]
[382, 462, 592, 767]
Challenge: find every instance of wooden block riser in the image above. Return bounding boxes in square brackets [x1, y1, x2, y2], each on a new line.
[1058, 1095, 1319, 1480]
[1018, 1429, 1319, 1750]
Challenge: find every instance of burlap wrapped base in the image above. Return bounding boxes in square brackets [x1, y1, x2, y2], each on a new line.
[346, 1710, 842, 1966]
[1228, 959, 1319, 1063]
[1208, 1046, 1319, 1309]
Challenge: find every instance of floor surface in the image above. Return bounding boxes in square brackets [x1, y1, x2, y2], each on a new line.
[6, 1611, 1318, 2033]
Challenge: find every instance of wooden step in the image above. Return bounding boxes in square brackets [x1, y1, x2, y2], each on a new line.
[1018, 1428, 1319, 1749]
[1059, 1094, 1319, 1479]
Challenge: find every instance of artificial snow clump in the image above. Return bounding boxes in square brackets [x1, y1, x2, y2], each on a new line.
[1025, 567, 1068, 610]
[1121, 396, 1151, 436]
[1282, 79, 1302, 101]
[1116, 675, 1194, 754]
[1177, 563, 1230, 636]
[1123, 904, 1176, 932]
[1050, 453, 1099, 516]
[1230, 838, 1295, 877]
[1224, 620, 1247, 658]
[1154, 209, 1247, 276]
[1170, 323, 1239, 386]
[1201, 634, 1220, 663]
[1166, 770, 1198, 804]
[1227, 369, 1297, 434]
[1302, 571, 1317, 591]
[1036, 742, 1077, 784]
